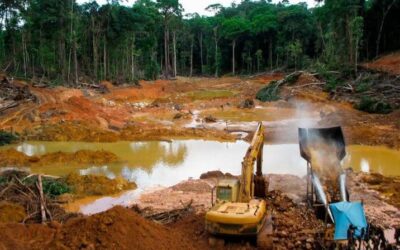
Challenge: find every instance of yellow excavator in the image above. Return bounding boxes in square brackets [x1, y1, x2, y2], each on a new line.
[205, 122, 272, 248]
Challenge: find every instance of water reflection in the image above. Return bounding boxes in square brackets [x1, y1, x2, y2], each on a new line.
[3, 140, 398, 214]
[343, 145, 400, 176]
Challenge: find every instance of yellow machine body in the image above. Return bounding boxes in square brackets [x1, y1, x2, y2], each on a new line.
[205, 123, 269, 236]
[205, 198, 267, 235]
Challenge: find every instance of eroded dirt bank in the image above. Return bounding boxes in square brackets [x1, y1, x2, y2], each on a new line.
[0, 149, 119, 167]
[0, 72, 399, 149]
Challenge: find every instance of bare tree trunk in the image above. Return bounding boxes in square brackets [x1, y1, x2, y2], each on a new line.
[269, 39, 273, 70]
[199, 32, 203, 74]
[190, 37, 194, 77]
[355, 41, 359, 74]
[214, 27, 219, 77]
[173, 31, 177, 77]
[68, 0, 74, 84]
[22, 33, 27, 77]
[37, 175, 47, 224]
[232, 39, 236, 75]
[376, 0, 395, 57]
[73, 39, 78, 85]
[131, 34, 135, 81]
[92, 17, 98, 80]
[103, 37, 107, 79]
[164, 26, 170, 79]
[68, 46, 72, 84]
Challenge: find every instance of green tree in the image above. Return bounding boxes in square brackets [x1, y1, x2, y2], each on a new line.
[156, 0, 182, 78]
[221, 16, 250, 75]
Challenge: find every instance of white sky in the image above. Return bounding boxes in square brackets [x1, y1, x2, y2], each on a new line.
[77, 0, 318, 16]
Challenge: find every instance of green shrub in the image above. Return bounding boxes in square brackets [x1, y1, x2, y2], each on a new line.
[286, 74, 299, 85]
[355, 81, 371, 93]
[22, 176, 71, 197]
[42, 178, 70, 197]
[0, 176, 7, 185]
[144, 60, 159, 80]
[356, 96, 393, 114]
[324, 77, 341, 92]
[0, 131, 18, 146]
[256, 81, 281, 102]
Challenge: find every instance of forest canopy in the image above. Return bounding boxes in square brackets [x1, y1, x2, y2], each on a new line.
[0, 0, 399, 84]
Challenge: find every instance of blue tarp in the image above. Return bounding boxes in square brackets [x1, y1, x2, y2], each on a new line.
[329, 201, 368, 240]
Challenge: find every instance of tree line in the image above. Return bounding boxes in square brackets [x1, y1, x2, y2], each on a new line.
[0, 0, 399, 85]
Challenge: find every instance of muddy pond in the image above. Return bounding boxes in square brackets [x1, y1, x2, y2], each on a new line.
[2, 140, 399, 214]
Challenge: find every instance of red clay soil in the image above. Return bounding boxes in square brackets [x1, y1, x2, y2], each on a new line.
[363, 52, 400, 75]
[0, 206, 199, 250]
[0, 223, 56, 250]
[170, 212, 256, 250]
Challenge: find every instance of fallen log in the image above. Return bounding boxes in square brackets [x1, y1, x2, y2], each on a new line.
[134, 200, 194, 224]
[0, 101, 19, 113]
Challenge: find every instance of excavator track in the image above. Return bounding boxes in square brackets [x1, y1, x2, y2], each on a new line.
[257, 214, 273, 250]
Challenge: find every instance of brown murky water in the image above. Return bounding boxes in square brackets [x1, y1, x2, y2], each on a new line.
[344, 145, 400, 176]
[2, 140, 399, 182]
[1, 141, 399, 214]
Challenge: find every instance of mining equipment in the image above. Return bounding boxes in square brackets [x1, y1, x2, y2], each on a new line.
[205, 122, 272, 248]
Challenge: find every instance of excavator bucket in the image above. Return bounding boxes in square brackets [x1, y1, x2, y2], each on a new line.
[298, 127, 346, 162]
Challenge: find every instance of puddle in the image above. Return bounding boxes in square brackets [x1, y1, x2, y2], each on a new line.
[343, 145, 400, 176]
[2, 141, 399, 214]
[201, 107, 299, 122]
[186, 106, 321, 132]
[3, 140, 308, 179]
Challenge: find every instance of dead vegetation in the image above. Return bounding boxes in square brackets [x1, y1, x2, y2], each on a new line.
[0, 76, 36, 114]
[0, 170, 76, 224]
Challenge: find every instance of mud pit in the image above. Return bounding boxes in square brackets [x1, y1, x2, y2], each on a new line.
[0, 73, 399, 249]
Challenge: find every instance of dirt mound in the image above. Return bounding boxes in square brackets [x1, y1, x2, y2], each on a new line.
[0, 148, 119, 168]
[269, 191, 325, 249]
[0, 206, 198, 250]
[66, 173, 136, 196]
[51, 206, 197, 250]
[32, 121, 235, 142]
[0, 202, 26, 223]
[363, 52, 400, 75]
[0, 223, 56, 250]
[199, 170, 236, 180]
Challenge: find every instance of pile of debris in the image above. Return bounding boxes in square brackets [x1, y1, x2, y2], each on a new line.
[268, 191, 326, 249]
[0, 170, 75, 224]
[0, 76, 36, 113]
[132, 200, 194, 225]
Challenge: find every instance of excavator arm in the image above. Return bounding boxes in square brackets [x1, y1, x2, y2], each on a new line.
[238, 122, 267, 202]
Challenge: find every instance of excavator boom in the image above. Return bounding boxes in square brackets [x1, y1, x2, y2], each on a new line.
[239, 123, 266, 202]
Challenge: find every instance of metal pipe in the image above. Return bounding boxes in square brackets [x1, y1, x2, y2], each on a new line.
[339, 172, 347, 201]
[311, 172, 334, 222]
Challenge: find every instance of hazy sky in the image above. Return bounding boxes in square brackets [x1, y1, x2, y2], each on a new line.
[77, 0, 318, 15]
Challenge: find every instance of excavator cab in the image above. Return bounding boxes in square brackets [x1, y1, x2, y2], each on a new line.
[213, 179, 240, 204]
